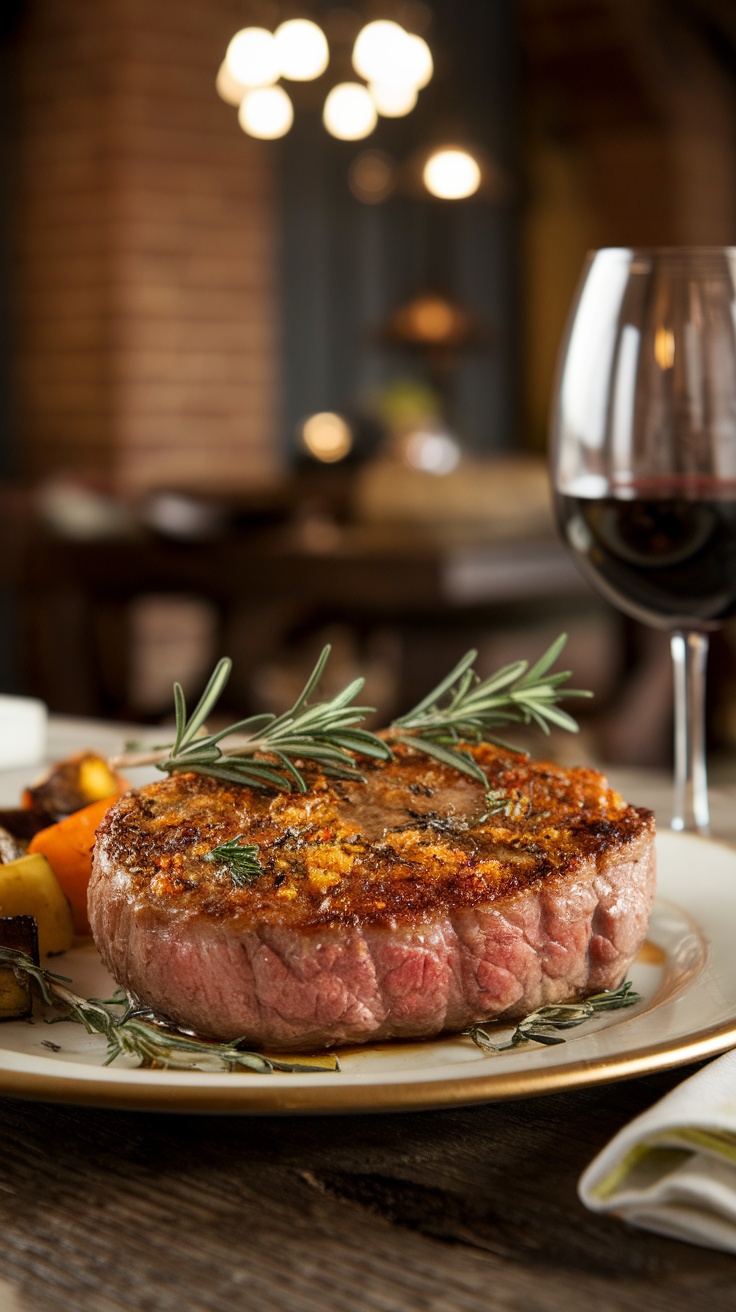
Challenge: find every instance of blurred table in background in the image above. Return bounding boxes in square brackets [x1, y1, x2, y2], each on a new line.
[12, 516, 591, 719]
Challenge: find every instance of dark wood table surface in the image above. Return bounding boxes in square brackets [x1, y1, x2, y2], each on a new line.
[1, 758, 735, 1310]
[1, 1064, 736, 1312]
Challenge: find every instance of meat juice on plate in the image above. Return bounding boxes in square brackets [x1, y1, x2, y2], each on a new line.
[555, 490, 736, 631]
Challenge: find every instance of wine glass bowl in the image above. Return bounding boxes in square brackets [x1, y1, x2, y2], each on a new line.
[550, 248, 736, 833]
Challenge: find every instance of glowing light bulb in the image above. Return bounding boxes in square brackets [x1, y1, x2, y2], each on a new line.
[225, 28, 280, 88]
[370, 81, 417, 117]
[404, 33, 433, 89]
[323, 83, 377, 141]
[423, 149, 481, 199]
[274, 19, 329, 81]
[216, 61, 248, 107]
[655, 326, 675, 369]
[352, 21, 407, 84]
[238, 86, 294, 140]
[301, 412, 353, 462]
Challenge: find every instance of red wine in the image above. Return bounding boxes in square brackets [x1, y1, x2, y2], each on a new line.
[555, 494, 736, 630]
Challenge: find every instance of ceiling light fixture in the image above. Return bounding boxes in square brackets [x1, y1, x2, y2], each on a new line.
[323, 83, 377, 141]
[274, 19, 329, 82]
[369, 81, 417, 118]
[218, 16, 434, 146]
[423, 149, 482, 200]
[352, 21, 408, 84]
[239, 86, 294, 140]
[225, 28, 280, 88]
[216, 61, 248, 107]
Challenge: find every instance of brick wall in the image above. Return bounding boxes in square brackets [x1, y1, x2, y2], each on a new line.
[14, 0, 281, 493]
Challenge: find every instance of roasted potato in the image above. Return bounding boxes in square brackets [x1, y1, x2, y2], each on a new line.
[0, 915, 39, 1019]
[23, 752, 127, 820]
[0, 826, 25, 864]
[0, 853, 74, 955]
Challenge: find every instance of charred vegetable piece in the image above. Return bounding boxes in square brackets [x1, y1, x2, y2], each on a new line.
[0, 916, 39, 1019]
[0, 808, 54, 843]
[0, 853, 74, 955]
[23, 752, 127, 821]
[28, 798, 114, 935]
[0, 826, 25, 864]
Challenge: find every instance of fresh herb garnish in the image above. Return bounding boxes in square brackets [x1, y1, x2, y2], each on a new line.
[465, 980, 640, 1054]
[112, 646, 391, 792]
[111, 635, 590, 793]
[205, 836, 264, 887]
[0, 947, 339, 1074]
[389, 633, 590, 785]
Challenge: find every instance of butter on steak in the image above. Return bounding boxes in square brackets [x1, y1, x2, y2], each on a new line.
[88, 744, 656, 1050]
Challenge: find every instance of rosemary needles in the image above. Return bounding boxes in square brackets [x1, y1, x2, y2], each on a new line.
[389, 633, 591, 785]
[205, 836, 264, 887]
[465, 981, 641, 1054]
[0, 947, 338, 1074]
[111, 635, 590, 792]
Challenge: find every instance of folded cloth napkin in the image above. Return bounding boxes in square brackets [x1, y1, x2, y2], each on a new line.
[579, 1051, 736, 1253]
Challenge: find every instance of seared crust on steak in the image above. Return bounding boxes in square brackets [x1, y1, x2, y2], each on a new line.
[89, 744, 656, 1049]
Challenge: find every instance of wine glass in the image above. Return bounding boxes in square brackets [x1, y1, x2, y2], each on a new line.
[550, 247, 736, 834]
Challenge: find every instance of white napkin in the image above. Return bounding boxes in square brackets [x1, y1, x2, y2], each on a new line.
[0, 695, 47, 768]
[579, 1050, 736, 1252]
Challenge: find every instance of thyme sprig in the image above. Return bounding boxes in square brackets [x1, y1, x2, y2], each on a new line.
[205, 836, 264, 887]
[388, 633, 591, 785]
[111, 635, 589, 792]
[465, 981, 640, 1054]
[0, 947, 338, 1074]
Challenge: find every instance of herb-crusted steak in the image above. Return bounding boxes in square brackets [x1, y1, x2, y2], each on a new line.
[88, 744, 655, 1050]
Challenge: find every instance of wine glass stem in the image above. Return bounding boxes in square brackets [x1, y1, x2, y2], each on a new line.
[670, 630, 710, 834]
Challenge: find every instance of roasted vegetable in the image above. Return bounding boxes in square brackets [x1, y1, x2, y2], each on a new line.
[0, 826, 25, 864]
[23, 751, 127, 821]
[0, 808, 54, 843]
[0, 853, 74, 955]
[28, 797, 114, 935]
[0, 916, 39, 1019]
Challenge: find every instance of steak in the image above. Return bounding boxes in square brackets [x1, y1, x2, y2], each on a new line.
[88, 744, 656, 1050]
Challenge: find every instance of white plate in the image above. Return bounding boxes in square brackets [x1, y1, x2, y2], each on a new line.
[0, 829, 733, 1113]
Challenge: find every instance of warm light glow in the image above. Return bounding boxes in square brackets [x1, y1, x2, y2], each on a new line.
[238, 86, 294, 139]
[301, 412, 353, 462]
[225, 28, 280, 88]
[274, 19, 329, 81]
[403, 33, 433, 89]
[323, 83, 377, 140]
[370, 81, 417, 117]
[655, 325, 675, 369]
[216, 61, 248, 107]
[406, 298, 455, 341]
[348, 151, 396, 203]
[353, 20, 408, 84]
[404, 426, 461, 475]
[423, 149, 481, 199]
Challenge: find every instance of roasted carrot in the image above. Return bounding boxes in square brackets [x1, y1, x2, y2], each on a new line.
[28, 796, 115, 934]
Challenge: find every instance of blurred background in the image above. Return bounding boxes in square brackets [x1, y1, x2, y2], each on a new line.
[1, 0, 736, 770]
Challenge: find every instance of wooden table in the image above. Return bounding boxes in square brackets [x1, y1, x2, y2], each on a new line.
[0, 745, 735, 1312]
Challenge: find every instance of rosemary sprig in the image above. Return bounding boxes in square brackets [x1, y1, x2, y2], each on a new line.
[465, 981, 640, 1054]
[476, 788, 532, 822]
[111, 645, 391, 792]
[388, 633, 591, 785]
[110, 635, 589, 793]
[0, 947, 339, 1074]
[205, 836, 264, 887]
